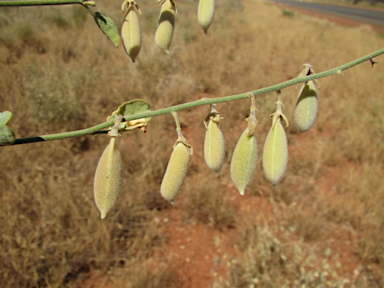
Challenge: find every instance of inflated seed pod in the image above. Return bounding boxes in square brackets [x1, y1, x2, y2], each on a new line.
[204, 119, 225, 173]
[230, 127, 258, 195]
[94, 137, 123, 219]
[262, 118, 288, 188]
[155, 0, 176, 54]
[294, 80, 318, 132]
[121, 1, 142, 63]
[161, 141, 190, 204]
[198, 0, 215, 34]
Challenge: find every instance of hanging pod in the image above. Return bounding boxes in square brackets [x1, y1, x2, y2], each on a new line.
[155, 0, 176, 54]
[94, 137, 124, 219]
[294, 80, 318, 132]
[263, 118, 288, 188]
[294, 64, 319, 132]
[198, 0, 215, 34]
[230, 127, 258, 195]
[230, 93, 258, 195]
[204, 105, 225, 173]
[121, 0, 142, 63]
[204, 120, 225, 173]
[160, 139, 192, 205]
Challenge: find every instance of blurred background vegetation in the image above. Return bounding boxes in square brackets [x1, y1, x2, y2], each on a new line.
[1, 0, 384, 287]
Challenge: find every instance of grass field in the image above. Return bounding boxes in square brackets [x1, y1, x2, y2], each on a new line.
[1, 0, 384, 287]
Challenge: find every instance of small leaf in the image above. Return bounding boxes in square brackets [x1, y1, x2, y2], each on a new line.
[107, 99, 151, 123]
[0, 111, 12, 126]
[0, 125, 15, 145]
[93, 12, 120, 48]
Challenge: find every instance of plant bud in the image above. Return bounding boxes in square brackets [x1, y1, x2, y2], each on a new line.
[204, 119, 225, 173]
[155, 0, 176, 54]
[121, 1, 142, 63]
[94, 137, 123, 219]
[294, 80, 318, 132]
[161, 141, 190, 204]
[198, 0, 215, 34]
[230, 127, 258, 195]
[262, 118, 288, 187]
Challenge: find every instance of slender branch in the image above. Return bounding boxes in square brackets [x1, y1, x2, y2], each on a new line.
[0, 0, 93, 7]
[9, 48, 384, 146]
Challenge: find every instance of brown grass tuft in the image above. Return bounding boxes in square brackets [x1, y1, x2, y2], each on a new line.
[186, 179, 236, 230]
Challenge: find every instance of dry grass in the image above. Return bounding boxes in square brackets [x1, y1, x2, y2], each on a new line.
[220, 222, 348, 288]
[127, 264, 183, 288]
[1, 0, 384, 287]
[0, 142, 163, 287]
[186, 178, 236, 230]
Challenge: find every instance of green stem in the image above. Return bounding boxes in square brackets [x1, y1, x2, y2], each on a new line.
[171, 112, 181, 133]
[246, 93, 258, 136]
[9, 48, 384, 146]
[276, 90, 283, 113]
[0, 0, 93, 6]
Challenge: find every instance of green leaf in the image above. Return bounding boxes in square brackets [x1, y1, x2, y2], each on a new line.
[108, 99, 151, 121]
[0, 111, 12, 126]
[0, 125, 15, 145]
[93, 12, 120, 48]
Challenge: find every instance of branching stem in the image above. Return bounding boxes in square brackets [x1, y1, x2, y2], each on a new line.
[8, 48, 384, 146]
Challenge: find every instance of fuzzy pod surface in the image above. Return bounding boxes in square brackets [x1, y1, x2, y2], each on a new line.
[262, 118, 288, 187]
[160, 142, 190, 204]
[122, 5, 142, 63]
[198, 0, 215, 34]
[230, 127, 258, 195]
[204, 120, 225, 173]
[94, 137, 123, 219]
[294, 80, 318, 132]
[155, 0, 176, 54]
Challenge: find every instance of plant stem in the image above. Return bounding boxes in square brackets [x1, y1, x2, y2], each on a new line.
[171, 112, 185, 140]
[171, 112, 181, 133]
[8, 48, 384, 146]
[0, 0, 92, 6]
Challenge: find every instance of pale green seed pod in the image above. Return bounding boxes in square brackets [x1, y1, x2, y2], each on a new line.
[155, 0, 176, 54]
[121, 2, 142, 63]
[204, 119, 225, 173]
[198, 0, 215, 34]
[230, 127, 258, 195]
[161, 142, 190, 204]
[94, 137, 123, 219]
[294, 80, 318, 133]
[262, 118, 288, 188]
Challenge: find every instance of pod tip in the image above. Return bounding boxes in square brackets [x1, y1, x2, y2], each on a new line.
[273, 182, 279, 189]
